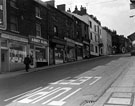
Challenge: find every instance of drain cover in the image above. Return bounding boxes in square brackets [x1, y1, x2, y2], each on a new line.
[80, 100, 94, 106]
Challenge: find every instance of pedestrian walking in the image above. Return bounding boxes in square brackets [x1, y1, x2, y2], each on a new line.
[24, 55, 31, 72]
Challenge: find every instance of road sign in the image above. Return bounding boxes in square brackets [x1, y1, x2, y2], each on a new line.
[0, 0, 7, 30]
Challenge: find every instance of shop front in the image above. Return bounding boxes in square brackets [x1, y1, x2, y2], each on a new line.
[83, 41, 90, 59]
[29, 36, 48, 68]
[50, 37, 66, 65]
[75, 41, 83, 60]
[0, 32, 28, 72]
[64, 37, 76, 62]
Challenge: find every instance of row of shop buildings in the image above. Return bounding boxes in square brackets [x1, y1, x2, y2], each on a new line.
[0, 0, 113, 72]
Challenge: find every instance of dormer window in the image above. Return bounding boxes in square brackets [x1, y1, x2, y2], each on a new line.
[35, 7, 41, 19]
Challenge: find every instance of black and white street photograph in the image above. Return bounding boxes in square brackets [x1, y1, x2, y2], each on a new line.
[0, 0, 135, 106]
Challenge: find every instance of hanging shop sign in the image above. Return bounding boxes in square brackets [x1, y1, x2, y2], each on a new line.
[29, 36, 48, 45]
[0, 0, 7, 30]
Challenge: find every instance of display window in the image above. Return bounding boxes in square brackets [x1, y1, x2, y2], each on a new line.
[83, 45, 89, 58]
[77, 46, 83, 60]
[55, 47, 64, 64]
[67, 47, 76, 61]
[35, 47, 46, 62]
[9, 42, 26, 63]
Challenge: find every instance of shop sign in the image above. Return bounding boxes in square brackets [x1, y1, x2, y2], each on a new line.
[29, 37, 48, 45]
[0, 0, 7, 30]
[1, 33, 28, 43]
[64, 37, 83, 46]
[83, 41, 89, 45]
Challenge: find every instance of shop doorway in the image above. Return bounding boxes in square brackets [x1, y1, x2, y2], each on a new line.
[1, 49, 9, 72]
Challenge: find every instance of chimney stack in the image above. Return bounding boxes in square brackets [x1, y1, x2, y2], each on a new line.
[57, 4, 66, 11]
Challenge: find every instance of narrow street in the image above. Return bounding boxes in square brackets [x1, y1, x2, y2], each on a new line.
[0, 54, 132, 106]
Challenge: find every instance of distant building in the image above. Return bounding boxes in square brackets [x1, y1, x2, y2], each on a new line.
[101, 27, 112, 55]
[72, 6, 102, 57]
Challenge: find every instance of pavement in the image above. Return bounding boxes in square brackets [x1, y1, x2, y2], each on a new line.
[92, 56, 135, 106]
[0, 56, 106, 79]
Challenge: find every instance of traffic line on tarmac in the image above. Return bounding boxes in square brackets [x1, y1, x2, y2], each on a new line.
[4, 87, 43, 102]
[89, 76, 102, 86]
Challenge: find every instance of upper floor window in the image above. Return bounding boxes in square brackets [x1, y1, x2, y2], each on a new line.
[35, 7, 41, 18]
[36, 23, 41, 36]
[89, 21, 92, 28]
[95, 46, 98, 53]
[94, 25, 96, 32]
[10, 0, 17, 8]
[10, 15, 18, 32]
[54, 26, 58, 36]
[90, 32, 93, 40]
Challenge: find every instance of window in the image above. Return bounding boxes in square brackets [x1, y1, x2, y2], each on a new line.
[90, 44, 94, 52]
[95, 46, 98, 53]
[10, 15, 18, 32]
[94, 25, 96, 32]
[95, 35, 97, 42]
[89, 21, 92, 28]
[54, 26, 58, 36]
[10, 0, 17, 8]
[36, 23, 41, 36]
[35, 7, 41, 18]
[90, 32, 92, 40]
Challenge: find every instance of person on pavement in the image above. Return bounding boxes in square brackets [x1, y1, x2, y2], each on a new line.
[24, 55, 31, 72]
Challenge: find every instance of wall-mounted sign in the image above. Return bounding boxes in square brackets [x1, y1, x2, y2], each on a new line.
[64, 37, 83, 46]
[1, 33, 28, 43]
[0, 0, 7, 30]
[29, 36, 48, 45]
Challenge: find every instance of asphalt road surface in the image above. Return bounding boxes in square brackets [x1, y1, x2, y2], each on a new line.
[0, 54, 132, 106]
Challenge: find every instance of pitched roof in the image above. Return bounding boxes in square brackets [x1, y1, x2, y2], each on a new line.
[67, 12, 89, 25]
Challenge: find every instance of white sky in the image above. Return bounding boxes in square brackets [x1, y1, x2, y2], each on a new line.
[42, 0, 135, 37]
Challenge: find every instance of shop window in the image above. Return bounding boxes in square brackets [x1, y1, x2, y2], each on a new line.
[36, 23, 41, 37]
[90, 44, 94, 52]
[9, 43, 26, 63]
[10, 0, 17, 8]
[55, 47, 64, 64]
[36, 48, 46, 62]
[10, 15, 18, 32]
[35, 7, 41, 18]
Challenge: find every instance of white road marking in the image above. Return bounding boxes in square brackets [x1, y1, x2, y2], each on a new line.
[50, 77, 71, 84]
[42, 87, 72, 105]
[4, 87, 43, 102]
[50, 77, 92, 85]
[18, 87, 61, 104]
[89, 76, 102, 85]
[48, 88, 82, 106]
[13, 87, 49, 102]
